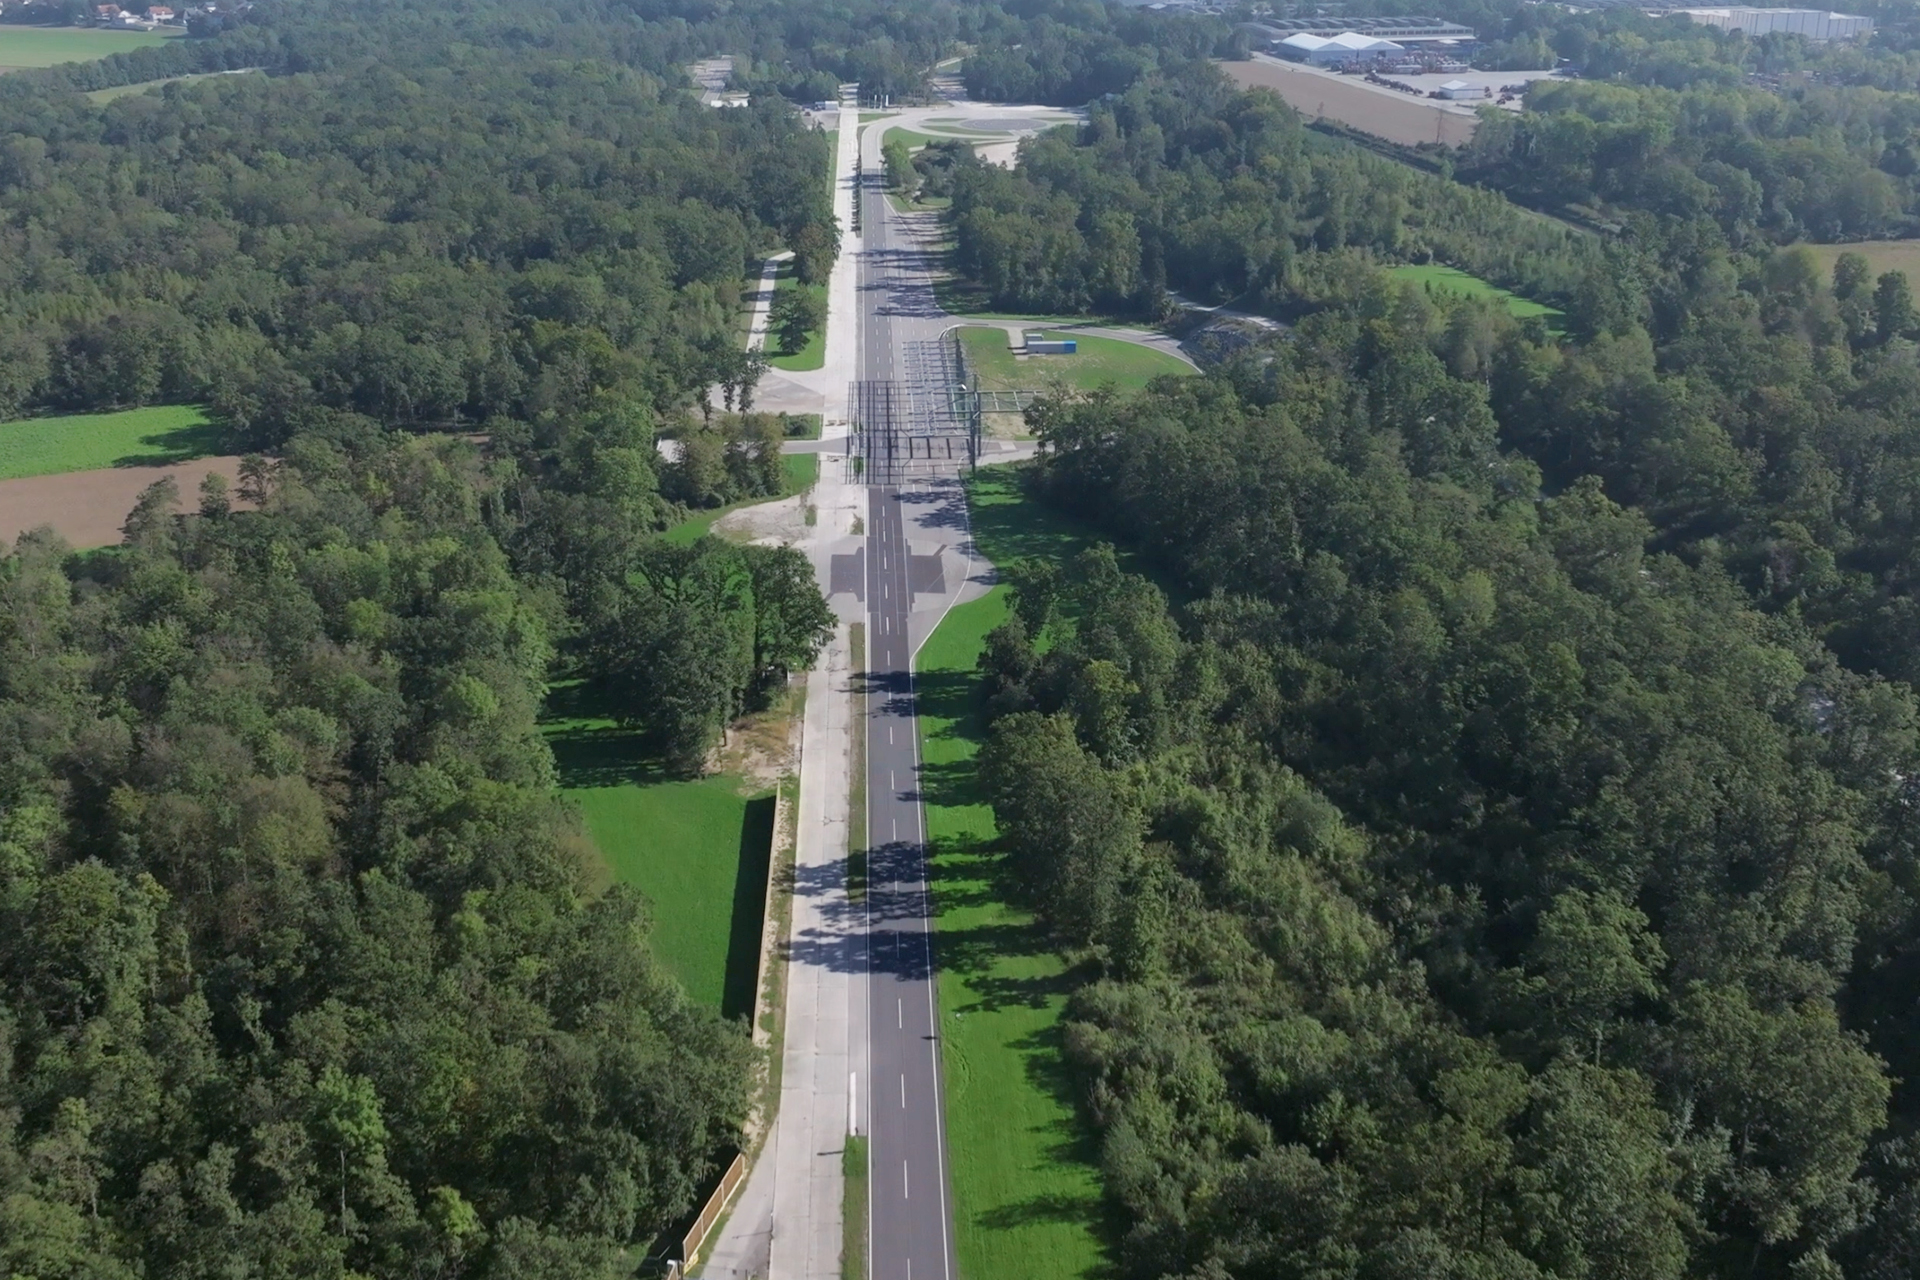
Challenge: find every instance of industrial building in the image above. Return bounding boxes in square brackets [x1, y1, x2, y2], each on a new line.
[1238, 16, 1477, 67]
[1239, 16, 1477, 45]
[1278, 31, 1408, 65]
[1676, 7, 1871, 38]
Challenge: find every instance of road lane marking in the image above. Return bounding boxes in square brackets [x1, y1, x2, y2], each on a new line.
[901, 1074, 907, 1108]
[904, 1160, 910, 1200]
[898, 998, 903, 1028]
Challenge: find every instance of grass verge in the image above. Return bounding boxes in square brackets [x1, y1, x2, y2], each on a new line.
[1385, 263, 1566, 331]
[768, 259, 828, 372]
[884, 125, 992, 151]
[0, 405, 219, 481]
[848, 622, 867, 904]
[930, 273, 1127, 327]
[915, 466, 1112, 1280]
[888, 192, 953, 215]
[842, 1135, 869, 1280]
[663, 453, 820, 546]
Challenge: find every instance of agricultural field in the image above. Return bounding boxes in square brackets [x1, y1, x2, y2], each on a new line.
[914, 467, 1129, 1280]
[1221, 54, 1480, 149]
[1386, 263, 1567, 329]
[0, 26, 177, 71]
[544, 696, 775, 1019]
[957, 326, 1194, 396]
[1796, 239, 1920, 285]
[0, 405, 219, 481]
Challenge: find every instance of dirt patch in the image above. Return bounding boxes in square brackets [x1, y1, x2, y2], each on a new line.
[713, 682, 804, 790]
[712, 491, 811, 547]
[0, 456, 246, 549]
[1223, 56, 1480, 148]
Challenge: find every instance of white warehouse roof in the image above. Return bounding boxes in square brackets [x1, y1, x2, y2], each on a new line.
[1281, 31, 1406, 52]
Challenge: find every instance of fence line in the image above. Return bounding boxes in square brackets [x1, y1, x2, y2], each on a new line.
[681, 1152, 748, 1267]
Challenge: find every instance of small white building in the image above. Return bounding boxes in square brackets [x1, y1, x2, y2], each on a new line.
[1436, 79, 1486, 99]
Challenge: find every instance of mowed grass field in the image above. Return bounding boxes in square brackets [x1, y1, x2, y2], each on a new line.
[545, 697, 774, 1019]
[767, 259, 827, 373]
[958, 326, 1193, 396]
[915, 467, 1114, 1280]
[1797, 240, 1920, 284]
[0, 405, 219, 481]
[1386, 263, 1567, 330]
[0, 26, 177, 70]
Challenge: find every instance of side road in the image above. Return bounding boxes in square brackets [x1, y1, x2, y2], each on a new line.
[697, 98, 867, 1280]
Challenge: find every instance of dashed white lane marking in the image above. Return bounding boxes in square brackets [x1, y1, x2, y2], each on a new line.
[898, 997, 903, 1028]
[904, 1160, 910, 1200]
[901, 1074, 907, 1108]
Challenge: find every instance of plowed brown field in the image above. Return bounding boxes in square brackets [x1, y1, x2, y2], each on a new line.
[0, 456, 245, 549]
[1223, 56, 1481, 149]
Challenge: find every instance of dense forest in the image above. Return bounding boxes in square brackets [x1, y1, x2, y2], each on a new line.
[23, 0, 1920, 1272]
[1, 440, 765, 1276]
[988, 336, 1918, 1280]
[0, 0, 848, 1273]
[942, 17, 1920, 1280]
[1439, 0, 1920, 242]
[0, 26, 834, 434]
[945, 71, 1598, 320]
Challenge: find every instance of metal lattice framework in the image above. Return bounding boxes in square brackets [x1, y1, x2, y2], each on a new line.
[848, 332, 1047, 486]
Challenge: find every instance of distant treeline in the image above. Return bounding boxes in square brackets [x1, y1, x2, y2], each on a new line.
[945, 68, 1599, 322]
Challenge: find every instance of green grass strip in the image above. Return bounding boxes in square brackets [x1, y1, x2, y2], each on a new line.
[848, 623, 868, 904]
[843, 1134, 869, 1280]
[916, 467, 1111, 1280]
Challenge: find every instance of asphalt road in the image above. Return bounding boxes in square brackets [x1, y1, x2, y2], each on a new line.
[858, 145, 960, 1280]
